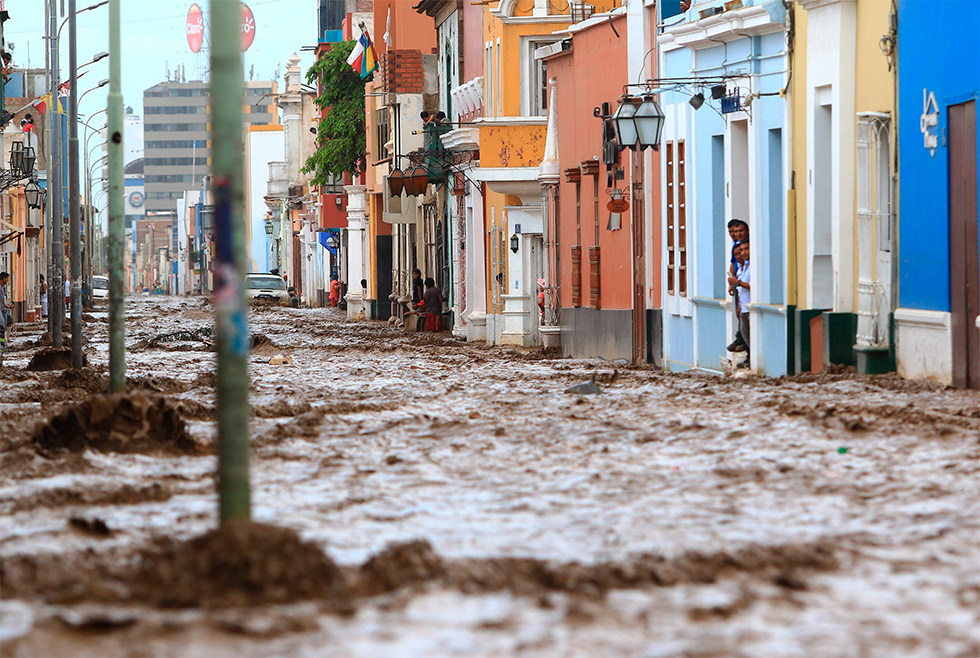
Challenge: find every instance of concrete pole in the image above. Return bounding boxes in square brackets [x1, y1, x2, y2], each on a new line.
[211, 0, 251, 521]
[67, 0, 83, 367]
[107, 0, 124, 391]
[45, 0, 52, 334]
[49, 0, 64, 346]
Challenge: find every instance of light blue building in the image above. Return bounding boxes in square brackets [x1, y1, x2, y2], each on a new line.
[895, 0, 979, 388]
[657, 0, 791, 375]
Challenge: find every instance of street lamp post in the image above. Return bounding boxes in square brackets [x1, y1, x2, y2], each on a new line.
[48, 0, 64, 348]
[107, 0, 125, 392]
[68, 0, 87, 368]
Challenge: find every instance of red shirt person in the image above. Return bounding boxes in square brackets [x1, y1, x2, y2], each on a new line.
[421, 278, 445, 332]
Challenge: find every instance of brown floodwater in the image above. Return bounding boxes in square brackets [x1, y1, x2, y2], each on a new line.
[1, 296, 978, 657]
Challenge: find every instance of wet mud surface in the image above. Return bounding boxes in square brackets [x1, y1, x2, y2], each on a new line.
[1, 296, 978, 657]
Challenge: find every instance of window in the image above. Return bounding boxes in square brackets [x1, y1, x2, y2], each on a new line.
[145, 157, 209, 166]
[146, 174, 199, 184]
[375, 107, 390, 161]
[144, 123, 207, 132]
[146, 191, 184, 200]
[320, 172, 343, 195]
[856, 114, 893, 347]
[247, 87, 273, 97]
[145, 105, 207, 115]
[145, 90, 169, 98]
[253, 104, 271, 114]
[171, 88, 209, 98]
[523, 37, 560, 116]
[146, 140, 207, 149]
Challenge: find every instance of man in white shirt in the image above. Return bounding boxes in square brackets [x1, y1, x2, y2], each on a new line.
[728, 240, 751, 368]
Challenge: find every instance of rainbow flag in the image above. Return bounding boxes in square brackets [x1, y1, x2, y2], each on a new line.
[346, 31, 378, 80]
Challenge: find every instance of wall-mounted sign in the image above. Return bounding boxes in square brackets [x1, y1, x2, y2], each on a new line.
[129, 191, 145, 208]
[920, 88, 939, 156]
[186, 4, 204, 53]
[607, 198, 630, 213]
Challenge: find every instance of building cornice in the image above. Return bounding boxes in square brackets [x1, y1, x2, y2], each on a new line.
[658, 3, 786, 51]
[797, 0, 854, 10]
[473, 116, 548, 127]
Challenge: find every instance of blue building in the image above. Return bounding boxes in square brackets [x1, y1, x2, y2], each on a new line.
[895, 0, 979, 388]
[658, 0, 791, 375]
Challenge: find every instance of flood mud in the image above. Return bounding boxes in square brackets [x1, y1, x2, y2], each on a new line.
[0, 296, 977, 657]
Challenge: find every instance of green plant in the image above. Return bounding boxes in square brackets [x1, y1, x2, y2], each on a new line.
[302, 40, 369, 184]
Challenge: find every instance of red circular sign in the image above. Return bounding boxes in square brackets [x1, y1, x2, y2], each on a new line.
[241, 3, 256, 52]
[186, 3, 204, 53]
[607, 198, 630, 213]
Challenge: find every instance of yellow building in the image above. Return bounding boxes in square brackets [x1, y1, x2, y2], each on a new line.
[791, 0, 896, 373]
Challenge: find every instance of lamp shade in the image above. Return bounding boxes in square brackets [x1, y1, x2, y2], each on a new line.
[22, 148, 36, 175]
[24, 180, 42, 209]
[9, 147, 24, 173]
[633, 96, 666, 150]
[612, 97, 639, 151]
[387, 168, 406, 197]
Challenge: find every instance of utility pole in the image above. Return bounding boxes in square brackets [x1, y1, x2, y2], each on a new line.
[67, 0, 82, 368]
[49, 0, 64, 346]
[107, 0, 124, 392]
[211, 0, 250, 522]
[45, 0, 52, 335]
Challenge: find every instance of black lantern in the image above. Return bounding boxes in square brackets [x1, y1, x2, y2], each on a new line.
[633, 95, 666, 151]
[387, 168, 406, 197]
[510, 233, 519, 253]
[24, 180, 43, 209]
[403, 166, 429, 197]
[9, 141, 24, 173]
[22, 147, 36, 175]
[689, 92, 705, 110]
[612, 96, 639, 151]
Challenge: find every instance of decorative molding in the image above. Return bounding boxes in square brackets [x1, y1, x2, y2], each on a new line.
[658, 3, 786, 51]
[893, 308, 950, 329]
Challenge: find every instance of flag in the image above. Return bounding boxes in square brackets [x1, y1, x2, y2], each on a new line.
[383, 8, 392, 49]
[346, 30, 378, 80]
[31, 95, 47, 115]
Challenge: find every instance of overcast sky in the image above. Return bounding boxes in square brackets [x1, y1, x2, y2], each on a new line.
[4, 0, 318, 123]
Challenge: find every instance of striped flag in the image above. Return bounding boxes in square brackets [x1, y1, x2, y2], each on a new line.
[346, 31, 378, 80]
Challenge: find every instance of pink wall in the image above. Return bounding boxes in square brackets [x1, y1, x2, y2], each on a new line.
[549, 14, 632, 311]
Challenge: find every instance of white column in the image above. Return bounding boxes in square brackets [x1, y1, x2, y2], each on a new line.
[344, 184, 367, 319]
[462, 180, 487, 341]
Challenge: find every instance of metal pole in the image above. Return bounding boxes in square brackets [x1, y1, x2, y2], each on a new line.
[45, 0, 53, 333]
[107, 0, 124, 391]
[68, 0, 83, 367]
[49, 0, 64, 346]
[211, 0, 250, 522]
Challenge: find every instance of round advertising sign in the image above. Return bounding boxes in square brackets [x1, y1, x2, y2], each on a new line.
[186, 3, 204, 53]
[607, 198, 630, 213]
[129, 191, 145, 209]
[241, 3, 256, 52]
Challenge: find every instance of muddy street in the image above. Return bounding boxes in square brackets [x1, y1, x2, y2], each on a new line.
[1, 296, 978, 657]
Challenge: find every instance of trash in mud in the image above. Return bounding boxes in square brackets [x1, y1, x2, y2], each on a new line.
[26, 347, 82, 371]
[68, 516, 112, 537]
[137, 326, 214, 350]
[268, 355, 293, 365]
[565, 374, 601, 395]
[31, 393, 202, 456]
[136, 520, 343, 608]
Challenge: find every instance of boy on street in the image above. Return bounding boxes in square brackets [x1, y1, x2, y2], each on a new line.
[422, 277, 445, 332]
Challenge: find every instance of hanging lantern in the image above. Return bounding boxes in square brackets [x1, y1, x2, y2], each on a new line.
[510, 233, 519, 253]
[25, 180, 43, 209]
[612, 96, 639, 151]
[22, 147, 37, 175]
[404, 166, 430, 197]
[633, 96, 666, 151]
[387, 168, 406, 197]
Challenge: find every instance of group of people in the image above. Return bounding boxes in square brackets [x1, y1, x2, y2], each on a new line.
[410, 268, 445, 332]
[726, 219, 751, 368]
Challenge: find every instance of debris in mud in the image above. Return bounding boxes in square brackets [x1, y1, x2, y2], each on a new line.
[356, 540, 446, 597]
[68, 516, 112, 537]
[31, 393, 201, 456]
[249, 333, 281, 355]
[136, 326, 214, 350]
[26, 347, 83, 371]
[30, 331, 72, 348]
[137, 520, 343, 608]
[565, 374, 601, 395]
[268, 355, 293, 365]
[53, 367, 107, 392]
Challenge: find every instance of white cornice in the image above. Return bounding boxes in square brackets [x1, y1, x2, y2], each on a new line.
[441, 127, 479, 151]
[473, 116, 547, 126]
[658, 3, 786, 51]
[797, 0, 854, 10]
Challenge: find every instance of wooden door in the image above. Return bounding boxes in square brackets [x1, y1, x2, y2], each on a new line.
[949, 101, 979, 389]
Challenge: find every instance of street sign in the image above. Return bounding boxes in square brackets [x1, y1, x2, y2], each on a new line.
[607, 197, 630, 213]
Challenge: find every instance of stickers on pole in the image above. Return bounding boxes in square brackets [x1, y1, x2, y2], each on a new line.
[186, 3, 257, 53]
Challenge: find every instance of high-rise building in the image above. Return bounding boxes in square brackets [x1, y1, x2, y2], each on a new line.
[142, 80, 279, 214]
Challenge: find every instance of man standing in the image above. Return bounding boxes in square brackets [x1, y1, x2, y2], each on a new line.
[39, 274, 48, 319]
[422, 277, 445, 332]
[0, 272, 11, 338]
[411, 268, 425, 310]
[726, 219, 749, 352]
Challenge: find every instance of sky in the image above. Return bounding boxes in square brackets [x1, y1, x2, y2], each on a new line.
[4, 0, 319, 124]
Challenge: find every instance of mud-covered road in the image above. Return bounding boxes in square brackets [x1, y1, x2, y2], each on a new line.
[1, 296, 978, 657]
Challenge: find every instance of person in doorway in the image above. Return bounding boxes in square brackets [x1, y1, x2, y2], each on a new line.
[39, 274, 48, 319]
[726, 219, 749, 352]
[65, 278, 71, 307]
[537, 278, 546, 324]
[411, 269, 425, 309]
[0, 272, 11, 336]
[728, 240, 751, 369]
[287, 286, 300, 308]
[328, 274, 341, 307]
[422, 277, 445, 332]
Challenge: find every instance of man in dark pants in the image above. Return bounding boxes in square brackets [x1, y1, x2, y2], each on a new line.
[422, 277, 445, 332]
[728, 240, 751, 368]
[726, 219, 749, 352]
